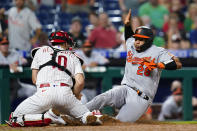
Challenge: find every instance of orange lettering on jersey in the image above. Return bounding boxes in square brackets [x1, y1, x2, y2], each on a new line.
[126, 50, 152, 65]
[126, 51, 133, 62]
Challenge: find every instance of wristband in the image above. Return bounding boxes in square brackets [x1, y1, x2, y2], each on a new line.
[163, 60, 177, 70]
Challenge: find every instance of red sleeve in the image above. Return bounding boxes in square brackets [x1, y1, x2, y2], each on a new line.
[163, 22, 168, 33]
[88, 28, 97, 43]
[178, 22, 184, 30]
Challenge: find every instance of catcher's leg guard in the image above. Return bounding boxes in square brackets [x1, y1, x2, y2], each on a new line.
[6, 112, 51, 127]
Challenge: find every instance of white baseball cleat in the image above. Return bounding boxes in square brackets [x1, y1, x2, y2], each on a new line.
[46, 109, 67, 125]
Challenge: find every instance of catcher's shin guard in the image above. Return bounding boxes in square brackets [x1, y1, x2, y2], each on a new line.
[6, 112, 51, 127]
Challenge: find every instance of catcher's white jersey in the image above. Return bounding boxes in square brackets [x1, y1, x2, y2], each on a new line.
[121, 37, 172, 99]
[13, 45, 90, 122]
[31, 45, 84, 88]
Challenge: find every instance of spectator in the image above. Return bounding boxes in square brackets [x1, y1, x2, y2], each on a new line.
[26, 0, 61, 11]
[151, 25, 165, 47]
[132, 16, 143, 32]
[114, 31, 126, 52]
[115, 16, 143, 51]
[76, 40, 109, 104]
[191, 0, 197, 4]
[86, 12, 99, 37]
[159, 0, 171, 10]
[88, 12, 99, 28]
[158, 80, 183, 121]
[184, 3, 197, 32]
[170, 0, 185, 23]
[89, 12, 117, 49]
[123, 13, 143, 34]
[39, 0, 60, 6]
[166, 13, 189, 49]
[118, 0, 144, 16]
[168, 39, 181, 50]
[8, 0, 42, 53]
[0, 37, 27, 70]
[190, 16, 197, 48]
[0, 37, 27, 104]
[32, 32, 49, 48]
[139, 0, 169, 29]
[141, 15, 152, 28]
[117, 11, 129, 36]
[163, 13, 184, 33]
[61, 0, 94, 14]
[180, 39, 191, 49]
[158, 80, 197, 121]
[77, 40, 109, 70]
[25, 0, 37, 11]
[0, 8, 8, 38]
[69, 16, 86, 48]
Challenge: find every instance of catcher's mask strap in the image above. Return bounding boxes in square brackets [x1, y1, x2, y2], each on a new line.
[31, 47, 41, 58]
[74, 53, 84, 65]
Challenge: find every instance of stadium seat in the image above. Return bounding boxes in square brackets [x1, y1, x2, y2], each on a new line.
[60, 24, 70, 32]
[0, 4, 12, 10]
[42, 24, 55, 35]
[38, 5, 56, 13]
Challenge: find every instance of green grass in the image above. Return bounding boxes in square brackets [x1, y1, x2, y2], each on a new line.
[0, 124, 7, 126]
[163, 121, 197, 124]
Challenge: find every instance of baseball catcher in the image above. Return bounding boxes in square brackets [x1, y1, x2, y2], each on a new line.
[5, 31, 104, 127]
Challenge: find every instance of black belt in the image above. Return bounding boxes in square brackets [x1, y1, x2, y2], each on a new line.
[123, 84, 149, 101]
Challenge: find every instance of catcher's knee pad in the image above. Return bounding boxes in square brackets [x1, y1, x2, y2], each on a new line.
[6, 112, 51, 127]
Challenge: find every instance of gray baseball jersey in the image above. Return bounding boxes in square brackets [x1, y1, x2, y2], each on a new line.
[158, 96, 182, 121]
[0, 49, 24, 65]
[8, 7, 41, 51]
[86, 37, 174, 122]
[121, 37, 173, 100]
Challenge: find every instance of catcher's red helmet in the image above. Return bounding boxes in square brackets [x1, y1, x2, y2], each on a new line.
[49, 31, 76, 47]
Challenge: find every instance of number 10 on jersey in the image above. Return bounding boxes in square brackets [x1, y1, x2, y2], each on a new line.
[52, 55, 67, 70]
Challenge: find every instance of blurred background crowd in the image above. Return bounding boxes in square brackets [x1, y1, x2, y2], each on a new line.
[0, 0, 197, 121]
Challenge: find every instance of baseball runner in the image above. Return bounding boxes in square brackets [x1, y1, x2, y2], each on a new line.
[86, 9, 182, 122]
[6, 31, 104, 127]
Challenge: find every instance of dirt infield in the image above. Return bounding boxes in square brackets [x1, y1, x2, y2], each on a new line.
[1, 121, 197, 131]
